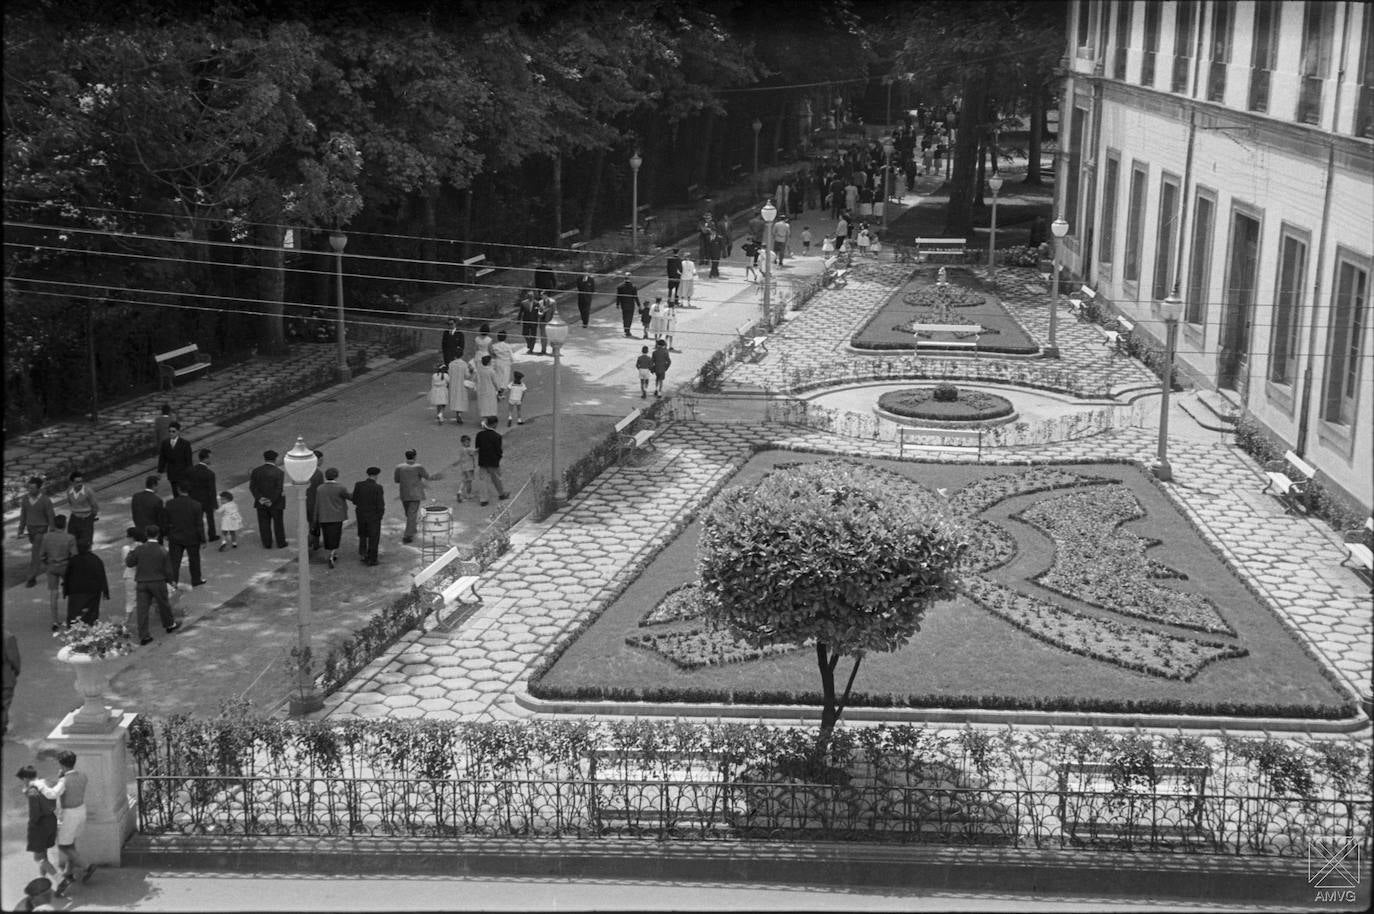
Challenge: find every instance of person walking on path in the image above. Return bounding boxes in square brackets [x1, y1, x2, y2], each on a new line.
[472, 323, 495, 362]
[517, 292, 540, 353]
[446, 355, 472, 425]
[742, 237, 760, 282]
[648, 297, 669, 343]
[536, 293, 554, 355]
[213, 493, 241, 550]
[34, 750, 96, 894]
[157, 423, 194, 497]
[428, 362, 449, 423]
[39, 517, 77, 632]
[185, 450, 218, 542]
[637, 296, 652, 341]
[575, 269, 596, 327]
[17, 765, 59, 886]
[152, 403, 178, 451]
[773, 216, 791, 267]
[490, 330, 515, 395]
[532, 263, 557, 297]
[635, 346, 652, 399]
[475, 418, 510, 507]
[304, 450, 325, 553]
[440, 318, 464, 366]
[350, 467, 385, 565]
[164, 490, 206, 588]
[506, 372, 527, 427]
[249, 450, 287, 549]
[474, 355, 500, 425]
[393, 449, 435, 544]
[665, 249, 682, 303]
[312, 468, 351, 569]
[124, 527, 180, 645]
[64, 472, 99, 551]
[615, 274, 639, 338]
[679, 256, 696, 307]
[706, 226, 723, 278]
[456, 437, 477, 503]
[664, 301, 680, 352]
[61, 542, 109, 626]
[119, 527, 141, 630]
[130, 476, 165, 546]
[3, 628, 20, 737]
[18, 477, 57, 588]
[650, 339, 672, 397]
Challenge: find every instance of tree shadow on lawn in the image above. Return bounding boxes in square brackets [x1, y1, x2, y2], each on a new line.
[850, 266, 1039, 355]
[536, 451, 1352, 719]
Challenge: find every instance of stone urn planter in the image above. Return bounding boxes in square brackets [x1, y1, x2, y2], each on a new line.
[57, 647, 125, 733]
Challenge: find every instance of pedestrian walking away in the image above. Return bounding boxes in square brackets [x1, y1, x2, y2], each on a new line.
[305, 451, 325, 551]
[393, 450, 437, 544]
[446, 356, 471, 425]
[490, 330, 515, 395]
[18, 477, 57, 587]
[475, 417, 510, 506]
[125, 525, 181, 644]
[536, 295, 554, 354]
[615, 274, 639, 337]
[157, 422, 194, 497]
[39, 516, 77, 632]
[635, 346, 652, 399]
[664, 301, 680, 352]
[472, 323, 494, 362]
[16, 765, 59, 885]
[506, 371, 527, 426]
[249, 450, 287, 549]
[61, 542, 109, 627]
[517, 291, 540, 353]
[801, 225, 813, 255]
[637, 296, 652, 340]
[214, 493, 242, 550]
[665, 248, 682, 303]
[440, 318, 464, 365]
[650, 338, 672, 397]
[773, 216, 791, 266]
[428, 362, 449, 423]
[474, 355, 500, 424]
[130, 476, 166, 546]
[350, 467, 385, 565]
[164, 490, 207, 588]
[2, 628, 19, 737]
[312, 468, 351, 569]
[185, 449, 218, 542]
[64, 472, 99, 551]
[742, 238, 760, 282]
[457, 436, 477, 503]
[119, 526, 143, 630]
[679, 256, 696, 307]
[31, 749, 97, 894]
[575, 268, 596, 327]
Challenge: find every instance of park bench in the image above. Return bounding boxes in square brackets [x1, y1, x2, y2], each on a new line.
[615, 408, 659, 463]
[1057, 763, 1213, 851]
[736, 325, 769, 363]
[412, 545, 482, 632]
[911, 237, 967, 264]
[911, 322, 983, 352]
[1340, 518, 1373, 578]
[154, 343, 212, 390]
[463, 252, 494, 279]
[1068, 283, 1097, 321]
[1260, 449, 1317, 515]
[898, 426, 984, 461]
[1104, 315, 1134, 356]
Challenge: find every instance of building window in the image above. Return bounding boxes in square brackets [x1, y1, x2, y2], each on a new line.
[1323, 258, 1369, 426]
[1113, 1, 1133, 80]
[1359, 7, 1374, 137]
[1123, 162, 1148, 284]
[1185, 193, 1215, 324]
[1219, 211, 1262, 391]
[1100, 154, 1120, 266]
[1141, 2, 1162, 87]
[1077, 0, 1092, 52]
[1268, 231, 1308, 386]
[1152, 175, 1180, 300]
[1207, 3, 1233, 103]
[1173, 1, 1196, 93]
[1065, 106, 1086, 235]
[1299, 1, 1336, 125]
[1249, 1, 1280, 112]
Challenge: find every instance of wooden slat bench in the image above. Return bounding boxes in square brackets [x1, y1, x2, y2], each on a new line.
[1068, 284, 1097, 321]
[737, 325, 769, 363]
[1104, 315, 1135, 356]
[1260, 449, 1317, 515]
[154, 343, 212, 390]
[898, 426, 984, 461]
[911, 323, 983, 351]
[912, 237, 967, 263]
[615, 408, 659, 462]
[412, 545, 482, 632]
[1341, 518, 1373, 578]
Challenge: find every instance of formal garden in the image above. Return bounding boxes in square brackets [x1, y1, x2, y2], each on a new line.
[851, 266, 1039, 355]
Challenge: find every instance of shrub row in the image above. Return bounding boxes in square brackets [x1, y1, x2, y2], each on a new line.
[1234, 414, 1368, 534]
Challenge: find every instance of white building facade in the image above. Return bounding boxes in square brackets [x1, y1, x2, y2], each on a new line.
[1056, 0, 1373, 511]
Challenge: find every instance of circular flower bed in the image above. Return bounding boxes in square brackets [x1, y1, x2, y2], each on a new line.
[877, 387, 1014, 422]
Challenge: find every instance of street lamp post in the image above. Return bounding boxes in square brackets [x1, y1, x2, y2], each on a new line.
[1046, 215, 1068, 359]
[283, 438, 322, 715]
[761, 200, 777, 324]
[1152, 287, 1184, 482]
[882, 138, 895, 230]
[986, 172, 1004, 274]
[629, 152, 642, 254]
[546, 309, 569, 503]
[328, 231, 350, 381]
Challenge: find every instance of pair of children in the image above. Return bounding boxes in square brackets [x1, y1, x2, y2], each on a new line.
[634, 340, 671, 398]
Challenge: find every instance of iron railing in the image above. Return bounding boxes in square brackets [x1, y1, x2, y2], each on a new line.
[136, 775, 1371, 856]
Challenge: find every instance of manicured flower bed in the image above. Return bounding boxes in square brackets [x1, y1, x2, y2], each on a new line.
[851, 268, 1038, 355]
[878, 388, 1015, 423]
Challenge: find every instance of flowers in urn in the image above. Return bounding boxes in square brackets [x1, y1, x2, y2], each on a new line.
[55, 621, 135, 660]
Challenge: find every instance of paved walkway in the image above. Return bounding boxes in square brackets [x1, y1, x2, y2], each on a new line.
[324, 256, 1373, 729]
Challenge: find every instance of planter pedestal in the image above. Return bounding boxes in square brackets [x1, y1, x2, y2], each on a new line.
[57, 647, 123, 734]
[48, 711, 137, 865]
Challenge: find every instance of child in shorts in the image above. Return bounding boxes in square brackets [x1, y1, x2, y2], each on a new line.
[457, 436, 476, 502]
[507, 371, 527, 427]
[801, 226, 812, 255]
[214, 491, 242, 549]
[635, 346, 653, 399]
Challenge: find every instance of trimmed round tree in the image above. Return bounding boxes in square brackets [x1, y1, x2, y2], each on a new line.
[697, 460, 965, 757]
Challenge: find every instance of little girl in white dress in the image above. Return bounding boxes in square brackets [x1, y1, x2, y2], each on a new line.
[214, 491, 243, 550]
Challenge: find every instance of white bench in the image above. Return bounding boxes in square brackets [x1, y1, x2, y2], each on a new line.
[737, 326, 769, 363]
[1341, 518, 1373, 577]
[898, 426, 984, 461]
[1068, 284, 1096, 321]
[911, 323, 983, 351]
[615, 408, 659, 462]
[912, 237, 967, 263]
[823, 258, 850, 288]
[411, 545, 482, 632]
[1261, 449, 1317, 515]
[1104, 315, 1135, 355]
[154, 343, 212, 390]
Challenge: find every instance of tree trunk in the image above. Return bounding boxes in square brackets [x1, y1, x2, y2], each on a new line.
[551, 151, 563, 249]
[814, 642, 839, 765]
[697, 110, 716, 192]
[943, 72, 988, 238]
[255, 222, 287, 354]
[772, 97, 788, 165]
[581, 148, 605, 242]
[421, 189, 438, 283]
[1026, 80, 1045, 185]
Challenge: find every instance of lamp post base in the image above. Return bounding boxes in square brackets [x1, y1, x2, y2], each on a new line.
[1151, 460, 1173, 482]
[289, 691, 324, 716]
[336, 364, 352, 382]
[1041, 346, 1060, 359]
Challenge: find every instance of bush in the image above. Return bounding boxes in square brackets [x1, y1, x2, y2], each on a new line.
[933, 382, 959, 402]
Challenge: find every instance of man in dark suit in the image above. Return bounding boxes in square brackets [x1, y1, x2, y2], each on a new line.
[305, 450, 324, 552]
[130, 476, 166, 545]
[350, 466, 386, 566]
[615, 274, 639, 339]
[184, 449, 218, 542]
[440, 319, 464, 366]
[163, 491, 206, 587]
[62, 541, 110, 626]
[249, 450, 287, 548]
[157, 422, 194, 496]
[665, 249, 682, 304]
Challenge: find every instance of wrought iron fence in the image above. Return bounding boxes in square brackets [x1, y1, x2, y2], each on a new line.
[136, 774, 1371, 856]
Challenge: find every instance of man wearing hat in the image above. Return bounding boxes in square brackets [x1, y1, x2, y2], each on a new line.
[14, 877, 55, 911]
[350, 467, 386, 566]
[248, 450, 287, 549]
[615, 274, 639, 339]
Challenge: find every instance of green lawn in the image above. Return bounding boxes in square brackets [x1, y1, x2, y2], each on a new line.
[851, 267, 1039, 355]
[534, 451, 1352, 719]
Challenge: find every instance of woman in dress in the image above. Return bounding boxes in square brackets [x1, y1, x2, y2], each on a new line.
[471, 323, 494, 362]
[648, 297, 668, 343]
[680, 254, 696, 307]
[489, 330, 515, 396]
[446, 356, 471, 425]
[427, 363, 448, 423]
[473, 355, 500, 425]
